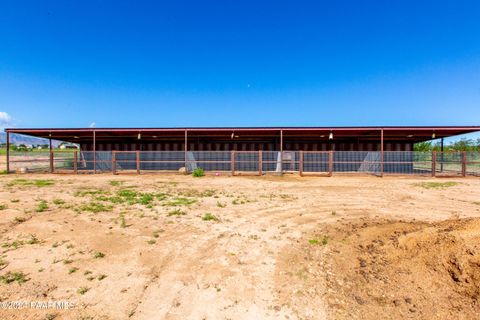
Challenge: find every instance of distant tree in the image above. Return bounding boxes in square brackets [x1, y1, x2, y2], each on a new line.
[450, 138, 475, 151]
[413, 141, 432, 152]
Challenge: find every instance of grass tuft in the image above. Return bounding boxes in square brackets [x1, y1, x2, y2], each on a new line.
[93, 251, 105, 259]
[415, 181, 460, 189]
[164, 197, 197, 207]
[77, 287, 89, 295]
[0, 271, 28, 284]
[80, 202, 112, 213]
[202, 213, 218, 221]
[167, 209, 186, 216]
[68, 267, 78, 274]
[53, 199, 65, 205]
[7, 179, 54, 187]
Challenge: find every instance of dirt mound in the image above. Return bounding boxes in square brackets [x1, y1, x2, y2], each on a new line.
[277, 217, 480, 319]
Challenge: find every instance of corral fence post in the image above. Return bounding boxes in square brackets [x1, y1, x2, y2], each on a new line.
[432, 151, 436, 177]
[49, 138, 54, 173]
[258, 150, 262, 176]
[6, 132, 10, 173]
[299, 150, 303, 177]
[462, 151, 467, 177]
[231, 150, 235, 176]
[328, 150, 333, 177]
[112, 150, 117, 175]
[136, 150, 140, 174]
[73, 151, 78, 174]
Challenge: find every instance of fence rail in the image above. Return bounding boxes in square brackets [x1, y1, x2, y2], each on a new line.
[6, 150, 480, 177]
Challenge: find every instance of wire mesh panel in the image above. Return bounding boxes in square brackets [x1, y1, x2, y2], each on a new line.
[383, 151, 432, 175]
[333, 151, 381, 174]
[435, 152, 463, 176]
[114, 151, 136, 171]
[140, 151, 185, 171]
[302, 152, 330, 173]
[79, 151, 113, 172]
[282, 151, 300, 172]
[9, 151, 51, 172]
[262, 151, 281, 173]
[234, 151, 259, 173]
[53, 151, 77, 171]
[188, 151, 231, 172]
[466, 152, 480, 176]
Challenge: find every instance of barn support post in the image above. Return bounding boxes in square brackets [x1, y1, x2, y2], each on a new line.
[73, 151, 78, 174]
[462, 151, 467, 177]
[380, 128, 384, 177]
[258, 150, 262, 176]
[440, 137, 444, 172]
[231, 150, 235, 176]
[432, 151, 436, 177]
[184, 129, 188, 173]
[136, 150, 140, 174]
[6, 131, 10, 173]
[299, 150, 303, 176]
[93, 130, 96, 174]
[49, 137, 53, 173]
[279, 129, 283, 175]
[328, 150, 333, 176]
[112, 150, 117, 175]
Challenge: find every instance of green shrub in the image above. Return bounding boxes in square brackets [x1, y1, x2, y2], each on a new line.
[192, 168, 205, 177]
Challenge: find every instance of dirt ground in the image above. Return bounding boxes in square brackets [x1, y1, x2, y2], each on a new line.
[0, 171, 479, 320]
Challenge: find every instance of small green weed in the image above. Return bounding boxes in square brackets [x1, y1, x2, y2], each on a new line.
[0, 204, 7, 210]
[216, 201, 226, 208]
[68, 267, 78, 274]
[93, 251, 105, 259]
[97, 274, 107, 281]
[192, 168, 205, 177]
[202, 213, 218, 221]
[36, 200, 48, 212]
[77, 287, 89, 295]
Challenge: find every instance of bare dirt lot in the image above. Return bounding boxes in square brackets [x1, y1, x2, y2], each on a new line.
[0, 172, 479, 320]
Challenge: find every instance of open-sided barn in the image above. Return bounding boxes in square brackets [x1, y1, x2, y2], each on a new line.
[4, 126, 480, 176]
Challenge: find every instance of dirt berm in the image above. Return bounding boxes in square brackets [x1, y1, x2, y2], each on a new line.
[278, 217, 480, 319]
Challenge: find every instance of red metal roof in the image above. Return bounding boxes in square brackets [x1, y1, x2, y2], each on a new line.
[5, 126, 480, 143]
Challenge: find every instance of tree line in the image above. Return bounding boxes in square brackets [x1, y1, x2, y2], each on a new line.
[414, 138, 480, 152]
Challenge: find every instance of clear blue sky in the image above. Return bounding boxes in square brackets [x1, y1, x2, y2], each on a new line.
[1, 0, 480, 131]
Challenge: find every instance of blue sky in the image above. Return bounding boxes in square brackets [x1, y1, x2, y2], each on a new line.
[0, 1, 480, 135]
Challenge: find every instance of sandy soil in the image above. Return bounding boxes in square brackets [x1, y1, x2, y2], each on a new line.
[0, 171, 479, 320]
